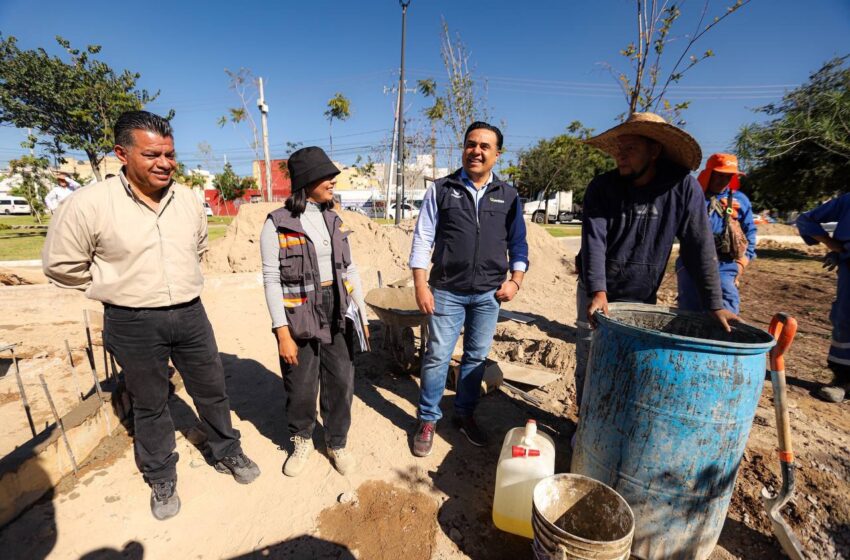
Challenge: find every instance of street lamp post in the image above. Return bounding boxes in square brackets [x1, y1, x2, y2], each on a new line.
[394, 0, 411, 225]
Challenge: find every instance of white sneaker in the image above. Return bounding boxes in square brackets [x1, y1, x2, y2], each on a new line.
[328, 446, 357, 475]
[283, 436, 313, 477]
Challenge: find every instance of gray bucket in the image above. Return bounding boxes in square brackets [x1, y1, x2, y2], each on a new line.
[532, 474, 634, 560]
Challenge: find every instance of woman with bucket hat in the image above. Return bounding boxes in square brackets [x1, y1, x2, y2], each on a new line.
[573, 112, 738, 410]
[676, 153, 757, 315]
[259, 146, 369, 476]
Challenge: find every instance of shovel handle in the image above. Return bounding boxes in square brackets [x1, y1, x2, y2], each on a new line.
[768, 313, 797, 463]
[768, 313, 797, 372]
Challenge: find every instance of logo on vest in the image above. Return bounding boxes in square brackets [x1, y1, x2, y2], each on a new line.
[450, 191, 463, 199]
[489, 198, 505, 203]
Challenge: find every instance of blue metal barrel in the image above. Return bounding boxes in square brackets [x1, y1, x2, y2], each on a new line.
[571, 303, 775, 560]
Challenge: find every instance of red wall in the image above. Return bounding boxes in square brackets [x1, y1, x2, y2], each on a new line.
[258, 159, 291, 201]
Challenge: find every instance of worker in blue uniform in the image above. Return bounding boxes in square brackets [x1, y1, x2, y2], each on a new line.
[677, 153, 757, 314]
[797, 193, 850, 403]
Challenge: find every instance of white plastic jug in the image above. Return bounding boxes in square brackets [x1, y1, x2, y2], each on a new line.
[492, 419, 556, 538]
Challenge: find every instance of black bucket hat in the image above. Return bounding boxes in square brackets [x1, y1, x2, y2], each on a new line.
[287, 146, 340, 192]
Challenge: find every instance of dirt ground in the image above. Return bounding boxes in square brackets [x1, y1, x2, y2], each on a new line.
[0, 217, 847, 559]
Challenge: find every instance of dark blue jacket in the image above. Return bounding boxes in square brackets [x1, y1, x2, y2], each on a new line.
[578, 162, 724, 309]
[429, 170, 528, 293]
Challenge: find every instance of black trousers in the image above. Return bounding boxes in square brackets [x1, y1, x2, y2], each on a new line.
[281, 286, 354, 449]
[104, 298, 241, 483]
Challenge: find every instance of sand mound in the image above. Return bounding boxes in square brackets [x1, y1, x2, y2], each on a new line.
[204, 204, 578, 337]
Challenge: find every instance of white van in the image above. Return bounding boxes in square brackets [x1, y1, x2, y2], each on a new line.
[0, 196, 32, 215]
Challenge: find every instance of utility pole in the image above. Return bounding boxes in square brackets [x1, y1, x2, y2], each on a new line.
[394, 0, 411, 225]
[257, 77, 273, 202]
[384, 86, 401, 220]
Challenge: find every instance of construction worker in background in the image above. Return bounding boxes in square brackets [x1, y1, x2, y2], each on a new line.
[677, 154, 757, 314]
[797, 193, 850, 403]
[575, 113, 738, 411]
[44, 173, 80, 213]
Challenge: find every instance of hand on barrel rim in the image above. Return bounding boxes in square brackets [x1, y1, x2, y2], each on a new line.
[711, 308, 740, 333]
[587, 291, 609, 329]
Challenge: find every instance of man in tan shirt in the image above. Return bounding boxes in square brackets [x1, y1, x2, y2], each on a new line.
[43, 111, 259, 521]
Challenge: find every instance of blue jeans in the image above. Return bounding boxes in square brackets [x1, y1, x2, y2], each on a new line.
[677, 260, 741, 314]
[418, 288, 500, 422]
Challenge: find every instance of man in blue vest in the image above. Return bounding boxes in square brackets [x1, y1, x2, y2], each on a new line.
[409, 121, 529, 457]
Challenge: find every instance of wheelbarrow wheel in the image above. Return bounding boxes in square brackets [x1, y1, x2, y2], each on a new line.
[391, 326, 418, 371]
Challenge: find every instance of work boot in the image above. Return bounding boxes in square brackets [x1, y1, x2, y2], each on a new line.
[413, 420, 436, 457]
[214, 452, 261, 484]
[283, 436, 313, 477]
[327, 447, 357, 475]
[150, 480, 180, 521]
[816, 383, 849, 403]
[452, 415, 489, 447]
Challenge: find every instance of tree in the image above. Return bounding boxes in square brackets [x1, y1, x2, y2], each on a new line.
[439, 19, 489, 166]
[8, 154, 53, 222]
[0, 34, 166, 180]
[505, 122, 614, 223]
[607, 1, 750, 124]
[735, 56, 850, 212]
[213, 163, 255, 215]
[217, 68, 262, 167]
[174, 162, 208, 190]
[417, 78, 446, 177]
[324, 93, 351, 159]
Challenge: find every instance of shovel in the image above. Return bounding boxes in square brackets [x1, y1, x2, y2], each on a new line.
[762, 313, 806, 560]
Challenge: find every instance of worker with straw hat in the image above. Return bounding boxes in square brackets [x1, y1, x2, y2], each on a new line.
[573, 112, 739, 411]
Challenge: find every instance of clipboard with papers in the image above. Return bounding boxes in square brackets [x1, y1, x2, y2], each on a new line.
[346, 298, 371, 352]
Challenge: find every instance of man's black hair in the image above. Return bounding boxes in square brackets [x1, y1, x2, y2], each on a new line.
[114, 111, 173, 146]
[464, 121, 503, 150]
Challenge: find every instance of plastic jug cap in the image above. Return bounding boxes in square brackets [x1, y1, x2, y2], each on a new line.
[523, 420, 537, 444]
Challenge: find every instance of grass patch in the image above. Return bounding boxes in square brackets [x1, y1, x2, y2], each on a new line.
[0, 215, 51, 227]
[0, 232, 46, 260]
[208, 226, 228, 242]
[542, 224, 581, 238]
[207, 216, 234, 226]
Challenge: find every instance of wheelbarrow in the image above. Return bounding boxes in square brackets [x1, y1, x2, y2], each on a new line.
[364, 286, 428, 371]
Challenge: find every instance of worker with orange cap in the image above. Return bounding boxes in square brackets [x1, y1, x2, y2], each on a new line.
[677, 153, 757, 314]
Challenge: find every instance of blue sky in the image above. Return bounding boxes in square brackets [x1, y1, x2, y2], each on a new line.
[1, 0, 848, 176]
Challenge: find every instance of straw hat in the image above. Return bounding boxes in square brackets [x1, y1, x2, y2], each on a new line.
[585, 112, 702, 171]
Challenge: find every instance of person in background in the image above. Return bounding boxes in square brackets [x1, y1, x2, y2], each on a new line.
[797, 193, 850, 403]
[677, 153, 757, 314]
[260, 146, 369, 476]
[44, 173, 80, 213]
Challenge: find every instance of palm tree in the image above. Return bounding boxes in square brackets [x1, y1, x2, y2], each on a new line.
[324, 93, 351, 159]
[417, 79, 446, 177]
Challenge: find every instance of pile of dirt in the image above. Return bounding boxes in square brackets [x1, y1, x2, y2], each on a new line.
[317, 480, 439, 560]
[204, 204, 578, 322]
[755, 223, 798, 236]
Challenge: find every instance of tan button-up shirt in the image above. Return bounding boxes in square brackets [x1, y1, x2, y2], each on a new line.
[42, 172, 207, 308]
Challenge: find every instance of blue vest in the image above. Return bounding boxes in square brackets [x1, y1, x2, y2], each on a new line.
[429, 170, 518, 293]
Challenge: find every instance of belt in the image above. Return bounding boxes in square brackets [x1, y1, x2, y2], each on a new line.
[104, 296, 200, 312]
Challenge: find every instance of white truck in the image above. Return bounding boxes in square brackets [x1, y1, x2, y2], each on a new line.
[524, 190, 575, 224]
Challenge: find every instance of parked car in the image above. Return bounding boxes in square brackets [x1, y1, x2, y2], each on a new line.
[387, 202, 419, 221]
[361, 200, 386, 219]
[203, 201, 214, 217]
[0, 196, 31, 215]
